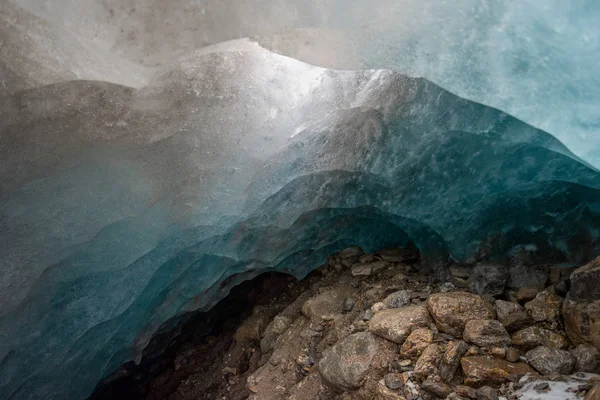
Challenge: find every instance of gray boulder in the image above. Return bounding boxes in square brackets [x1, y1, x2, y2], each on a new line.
[526, 346, 576, 375]
[571, 344, 600, 373]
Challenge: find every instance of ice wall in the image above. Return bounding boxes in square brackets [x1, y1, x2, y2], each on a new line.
[1, 1, 600, 399]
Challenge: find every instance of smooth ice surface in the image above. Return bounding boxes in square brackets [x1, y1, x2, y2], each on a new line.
[1, 1, 600, 399]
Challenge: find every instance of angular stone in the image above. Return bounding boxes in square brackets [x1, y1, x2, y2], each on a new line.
[383, 290, 412, 309]
[413, 344, 441, 379]
[563, 298, 600, 350]
[369, 305, 433, 344]
[351, 261, 390, 277]
[507, 264, 549, 291]
[450, 265, 472, 280]
[463, 319, 511, 348]
[302, 287, 354, 320]
[469, 264, 508, 297]
[318, 332, 379, 391]
[399, 328, 434, 359]
[427, 292, 496, 337]
[495, 300, 522, 321]
[337, 247, 365, 267]
[460, 356, 535, 387]
[499, 310, 533, 333]
[377, 247, 420, 263]
[569, 256, 600, 302]
[422, 378, 453, 398]
[456, 385, 478, 399]
[516, 287, 539, 304]
[384, 373, 404, 390]
[342, 297, 356, 312]
[511, 326, 568, 350]
[438, 340, 469, 383]
[525, 346, 575, 375]
[489, 347, 506, 359]
[234, 312, 269, 343]
[477, 386, 499, 400]
[260, 315, 293, 353]
[506, 347, 520, 363]
[524, 291, 563, 324]
[571, 343, 600, 372]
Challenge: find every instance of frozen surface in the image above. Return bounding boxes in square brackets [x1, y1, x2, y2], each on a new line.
[1, 1, 600, 399]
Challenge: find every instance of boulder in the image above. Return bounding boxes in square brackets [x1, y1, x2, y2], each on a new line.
[511, 326, 568, 350]
[525, 346, 575, 375]
[369, 305, 433, 344]
[463, 319, 511, 348]
[383, 290, 412, 309]
[506, 264, 549, 290]
[563, 257, 600, 350]
[427, 292, 496, 337]
[516, 287, 539, 304]
[413, 344, 441, 379]
[495, 299, 533, 332]
[421, 378, 453, 398]
[318, 332, 379, 391]
[571, 344, 600, 373]
[438, 340, 469, 382]
[302, 287, 354, 320]
[460, 356, 535, 387]
[469, 264, 508, 297]
[376, 247, 419, 263]
[351, 261, 390, 277]
[399, 328, 434, 359]
[524, 291, 563, 325]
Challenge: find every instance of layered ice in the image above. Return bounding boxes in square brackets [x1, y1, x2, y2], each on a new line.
[1, 1, 600, 399]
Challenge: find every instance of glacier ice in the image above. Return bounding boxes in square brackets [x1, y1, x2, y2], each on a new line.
[1, 1, 600, 399]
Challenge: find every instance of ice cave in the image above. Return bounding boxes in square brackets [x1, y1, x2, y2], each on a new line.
[1, 1, 600, 399]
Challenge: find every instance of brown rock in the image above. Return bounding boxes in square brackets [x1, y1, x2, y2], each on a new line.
[477, 386, 499, 400]
[400, 328, 434, 359]
[460, 356, 535, 387]
[318, 332, 379, 391]
[516, 287, 539, 304]
[234, 311, 269, 343]
[427, 292, 496, 337]
[489, 347, 506, 359]
[506, 347, 520, 363]
[351, 261, 390, 277]
[586, 381, 600, 400]
[524, 291, 563, 325]
[499, 311, 533, 333]
[422, 378, 453, 398]
[413, 344, 441, 379]
[301, 287, 354, 320]
[511, 326, 568, 350]
[463, 319, 511, 348]
[369, 305, 433, 344]
[439, 340, 469, 382]
[456, 385, 478, 399]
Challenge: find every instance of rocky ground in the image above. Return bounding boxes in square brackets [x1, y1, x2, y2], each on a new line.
[93, 248, 600, 400]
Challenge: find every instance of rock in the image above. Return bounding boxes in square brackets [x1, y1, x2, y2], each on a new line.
[400, 328, 434, 359]
[369, 305, 433, 344]
[439, 340, 469, 382]
[318, 332, 379, 391]
[234, 312, 269, 343]
[554, 278, 571, 297]
[507, 264, 549, 291]
[383, 290, 412, 309]
[495, 300, 522, 321]
[384, 373, 404, 390]
[469, 264, 508, 297]
[516, 287, 539, 304]
[571, 344, 600, 372]
[511, 326, 568, 350]
[506, 347, 520, 363]
[463, 319, 511, 348]
[525, 346, 575, 375]
[377, 247, 420, 263]
[302, 287, 354, 320]
[489, 347, 506, 359]
[524, 291, 563, 325]
[351, 260, 390, 277]
[363, 309, 374, 321]
[498, 310, 533, 333]
[563, 257, 600, 350]
[376, 381, 406, 399]
[372, 302, 387, 312]
[586, 382, 600, 400]
[450, 265, 472, 280]
[260, 315, 293, 353]
[460, 356, 535, 387]
[427, 292, 496, 337]
[476, 386, 499, 400]
[533, 382, 549, 391]
[456, 385, 479, 399]
[413, 344, 441, 379]
[337, 247, 365, 267]
[422, 378, 453, 398]
[342, 297, 356, 312]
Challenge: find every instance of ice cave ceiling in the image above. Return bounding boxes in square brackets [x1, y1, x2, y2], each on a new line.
[1, 0, 600, 399]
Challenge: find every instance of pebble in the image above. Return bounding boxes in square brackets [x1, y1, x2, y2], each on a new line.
[384, 373, 404, 390]
[533, 382, 550, 391]
[363, 309, 374, 321]
[342, 297, 356, 312]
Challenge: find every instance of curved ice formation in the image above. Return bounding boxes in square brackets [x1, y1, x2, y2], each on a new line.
[1, 46, 600, 399]
[1, 1, 600, 399]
